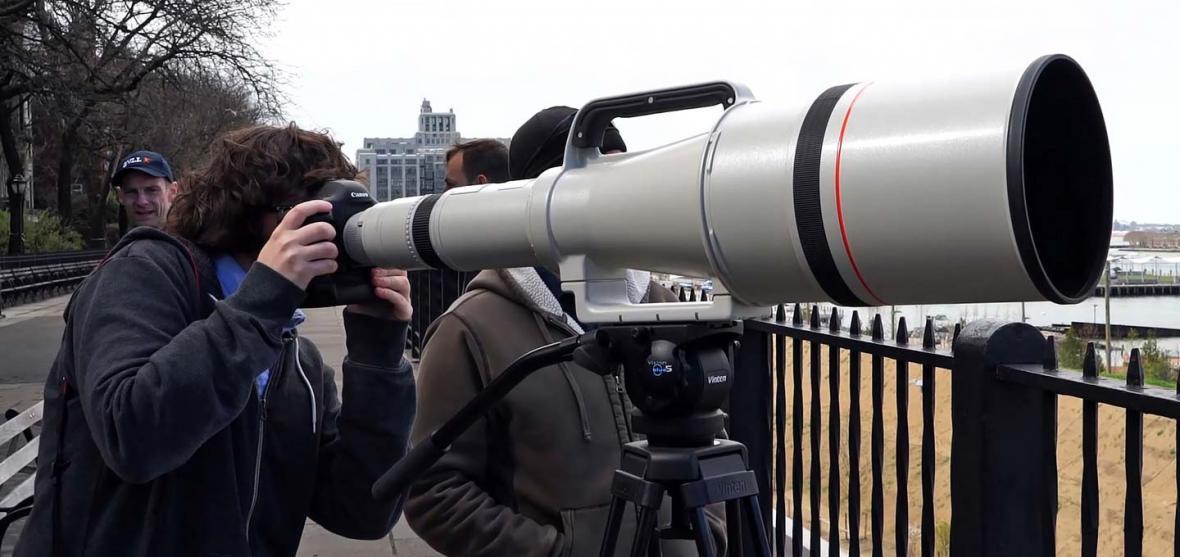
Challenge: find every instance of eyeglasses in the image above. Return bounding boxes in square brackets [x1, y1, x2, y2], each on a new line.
[269, 180, 342, 217]
[272, 204, 296, 217]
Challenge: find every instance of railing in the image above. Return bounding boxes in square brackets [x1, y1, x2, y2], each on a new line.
[734, 304, 954, 556]
[0, 250, 105, 310]
[730, 303, 1180, 556]
[0, 250, 104, 267]
[982, 337, 1180, 557]
[407, 269, 477, 357]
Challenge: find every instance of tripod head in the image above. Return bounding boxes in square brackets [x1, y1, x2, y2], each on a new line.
[574, 322, 743, 447]
[372, 320, 743, 500]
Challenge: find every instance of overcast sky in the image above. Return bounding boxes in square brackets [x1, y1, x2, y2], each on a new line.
[261, 0, 1178, 223]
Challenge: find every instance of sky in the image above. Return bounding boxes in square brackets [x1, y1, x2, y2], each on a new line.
[261, 0, 1179, 223]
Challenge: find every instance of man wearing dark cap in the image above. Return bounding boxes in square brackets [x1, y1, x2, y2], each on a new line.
[507, 105, 627, 180]
[406, 108, 724, 556]
[113, 150, 178, 229]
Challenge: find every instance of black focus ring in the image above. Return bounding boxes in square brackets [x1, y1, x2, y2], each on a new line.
[411, 194, 449, 270]
[792, 84, 870, 307]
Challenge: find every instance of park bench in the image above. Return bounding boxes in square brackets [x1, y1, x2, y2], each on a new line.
[0, 401, 43, 552]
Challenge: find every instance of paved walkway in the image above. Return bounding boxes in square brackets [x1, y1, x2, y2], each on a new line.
[0, 295, 441, 557]
[293, 306, 440, 557]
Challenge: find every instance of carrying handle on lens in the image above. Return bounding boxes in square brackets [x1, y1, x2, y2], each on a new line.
[562, 81, 754, 169]
[557, 83, 760, 324]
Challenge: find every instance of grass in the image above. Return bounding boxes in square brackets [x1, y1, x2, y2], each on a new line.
[1097, 370, 1176, 390]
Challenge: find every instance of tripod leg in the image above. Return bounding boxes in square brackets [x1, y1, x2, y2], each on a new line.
[688, 507, 718, 557]
[725, 499, 742, 557]
[599, 496, 629, 557]
[630, 505, 661, 557]
[741, 495, 772, 557]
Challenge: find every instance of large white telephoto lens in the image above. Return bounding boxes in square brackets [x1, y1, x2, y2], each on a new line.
[344, 54, 1111, 314]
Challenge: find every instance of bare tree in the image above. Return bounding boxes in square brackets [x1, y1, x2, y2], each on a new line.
[0, 0, 283, 235]
[76, 70, 268, 240]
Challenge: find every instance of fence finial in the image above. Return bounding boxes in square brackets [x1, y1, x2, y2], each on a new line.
[1083, 342, 1098, 378]
[792, 303, 803, 326]
[1043, 336, 1058, 370]
[923, 317, 935, 349]
[810, 305, 820, 329]
[829, 307, 840, 332]
[896, 316, 909, 345]
[775, 304, 786, 322]
[872, 314, 884, 341]
[953, 322, 962, 342]
[850, 311, 862, 337]
[1127, 348, 1143, 387]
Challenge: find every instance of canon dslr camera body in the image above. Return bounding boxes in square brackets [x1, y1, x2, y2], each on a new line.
[300, 179, 377, 308]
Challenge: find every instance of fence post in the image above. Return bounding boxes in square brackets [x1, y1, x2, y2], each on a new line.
[731, 322, 773, 554]
[407, 270, 427, 357]
[951, 319, 1056, 557]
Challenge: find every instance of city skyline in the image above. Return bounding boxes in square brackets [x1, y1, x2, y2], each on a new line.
[354, 99, 509, 201]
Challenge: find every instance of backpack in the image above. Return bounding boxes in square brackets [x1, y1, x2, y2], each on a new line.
[48, 232, 205, 556]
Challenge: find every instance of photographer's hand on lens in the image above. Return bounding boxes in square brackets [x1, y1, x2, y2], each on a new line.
[346, 268, 413, 321]
[257, 200, 339, 290]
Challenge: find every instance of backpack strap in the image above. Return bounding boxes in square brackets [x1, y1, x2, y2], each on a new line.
[93, 239, 203, 317]
[49, 373, 69, 557]
[51, 237, 204, 555]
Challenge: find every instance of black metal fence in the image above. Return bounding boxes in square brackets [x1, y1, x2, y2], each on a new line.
[982, 333, 1180, 557]
[730, 303, 1180, 556]
[407, 269, 477, 356]
[0, 250, 105, 310]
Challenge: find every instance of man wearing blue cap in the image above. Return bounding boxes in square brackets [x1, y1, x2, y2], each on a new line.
[113, 150, 178, 228]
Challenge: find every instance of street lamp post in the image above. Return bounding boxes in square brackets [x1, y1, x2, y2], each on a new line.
[6, 173, 26, 255]
[1104, 261, 1112, 372]
[0, 173, 24, 318]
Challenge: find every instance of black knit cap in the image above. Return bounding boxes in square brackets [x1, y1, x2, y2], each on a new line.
[508, 106, 627, 180]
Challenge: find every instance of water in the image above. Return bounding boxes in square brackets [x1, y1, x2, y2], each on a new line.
[786, 296, 1180, 369]
[852, 247, 1180, 334]
[666, 280, 1180, 332]
[889, 296, 1180, 331]
[665, 247, 1180, 367]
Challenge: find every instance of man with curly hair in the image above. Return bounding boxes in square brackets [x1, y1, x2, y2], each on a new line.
[15, 124, 417, 557]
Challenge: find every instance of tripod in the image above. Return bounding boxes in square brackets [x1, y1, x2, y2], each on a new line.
[597, 412, 770, 557]
[586, 323, 770, 557]
[373, 321, 771, 557]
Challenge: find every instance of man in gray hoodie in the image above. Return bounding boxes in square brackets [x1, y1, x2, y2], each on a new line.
[405, 107, 724, 557]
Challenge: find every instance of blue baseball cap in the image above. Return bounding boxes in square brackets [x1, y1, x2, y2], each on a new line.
[112, 150, 174, 186]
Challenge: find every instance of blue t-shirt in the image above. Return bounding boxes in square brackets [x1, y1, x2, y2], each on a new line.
[213, 255, 305, 396]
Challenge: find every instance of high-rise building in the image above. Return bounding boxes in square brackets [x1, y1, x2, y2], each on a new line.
[356, 99, 509, 201]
